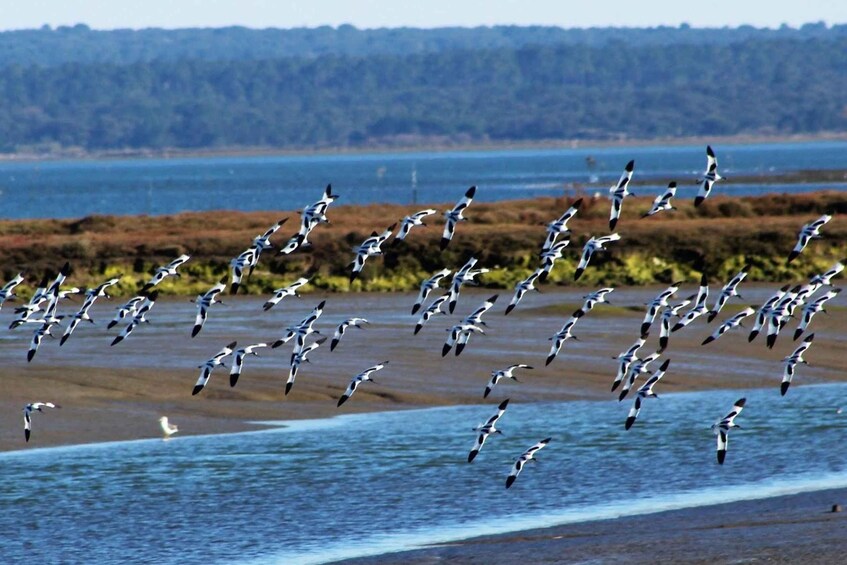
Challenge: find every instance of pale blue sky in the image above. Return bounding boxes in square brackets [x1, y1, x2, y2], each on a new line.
[0, 0, 844, 30]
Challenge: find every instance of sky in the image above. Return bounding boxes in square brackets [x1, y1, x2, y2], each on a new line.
[0, 0, 845, 31]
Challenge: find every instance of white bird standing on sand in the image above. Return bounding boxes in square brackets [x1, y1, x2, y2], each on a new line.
[787, 214, 832, 264]
[642, 182, 677, 217]
[158, 416, 179, 439]
[671, 275, 709, 332]
[411, 268, 452, 315]
[574, 234, 621, 281]
[546, 316, 580, 366]
[712, 397, 746, 464]
[395, 209, 437, 242]
[468, 398, 509, 463]
[441, 186, 476, 250]
[229, 343, 268, 387]
[541, 198, 582, 253]
[695, 145, 724, 207]
[192, 341, 237, 395]
[0, 273, 24, 311]
[337, 361, 389, 407]
[781, 334, 815, 396]
[447, 257, 488, 314]
[350, 224, 396, 282]
[286, 337, 327, 395]
[794, 288, 841, 340]
[539, 240, 569, 282]
[142, 254, 190, 292]
[625, 359, 670, 430]
[484, 364, 533, 398]
[23, 402, 60, 442]
[330, 317, 369, 351]
[111, 292, 158, 346]
[574, 287, 614, 318]
[707, 265, 750, 322]
[505, 269, 543, 315]
[702, 307, 755, 345]
[192, 276, 227, 337]
[748, 285, 790, 342]
[658, 295, 694, 352]
[506, 437, 551, 488]
[108, 295, 146, 329]
[414, 294, 448, 335]
[263, 276, 310, 311]
[611, 337, 646, 392]
[641, 281, 684, 337]
[608, 159, 635, 231]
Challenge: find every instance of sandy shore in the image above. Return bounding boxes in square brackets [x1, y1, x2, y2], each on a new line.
[334, 487, 847, 564]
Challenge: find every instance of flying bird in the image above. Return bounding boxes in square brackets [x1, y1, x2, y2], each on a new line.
[546, 316, 580, 366]
[642, 182, 677, 217]
[337, 361, 388, 406]
[108, 295, 146, 329]
[612, 337, 646, 392]
[707, 265, 750, 322]
[286, 337, 327, 395]
[192, 277, 227, 337]
[787, 214, 832, 264]
[781, 334, 814, 396]
[350, 224, 395, 281]
[0, 273, 24, 311]
[641, 281, 684, 337]
[263, 277, 310, 311]
[411, 268, 452, 315]
[505, 269, 543, 315]
[395, 209, 437, 243]
[748, 285, 790, 342]
[484, 364, 533, 398]
[695, 145, 724, 207]
[711, 397, 746, 464]
[446, 257, 488, 314]
[574, 234, 621, 281]
[443, 323, 486, 357]
[671, 275, 709, 332]
[468, 398, 509, 463]
[192, 341, 237, 395]
[617, 351, 661, 402]
[229, 343, 268, 387]
[608, 160, 635, 230]
[330, 317, 369, 351]
[111, 292, 158, 346]
[625, 359, 670, 430]
[506, 437, 551, 488]
[574, 288, 615, 318]
[414, 294, 448, 335]
[142, 254, 190, 292]
[441, 186, 476, 250]
[810, 260, 844, 286]
[794, 288, 841, 340]
[23, 402, 60, 442]
[702, 307, 755, 345]
[541, 198, 582, 253]
[539, 241, 570, 282]
[658, 295, 694, 352]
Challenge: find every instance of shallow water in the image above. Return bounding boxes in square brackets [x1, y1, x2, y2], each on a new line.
[0, 141, 844, 219]
[1, 383, 846, 564]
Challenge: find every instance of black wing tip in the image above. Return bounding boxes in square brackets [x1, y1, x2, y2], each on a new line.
[625, 160, 635, 171]
[736, 397, 747, 407]
[702, 336, 714, 345]
[780, 382, 790, 396]
[766, 335, 777, 349]
[717, 451, 726, 465]
[439, 238, 450, 250]
[574, 268, 584, 281]
[411, 304, 421, 315]
[191, 326, 202, 338]
[229, 375, 239, 387]
[498, 398, 510, 410]
[504, 304, 515, 316]
[110, 336, 123, 346]
[659, 359, 671, 370]
[609, 218, 618, 231]
[805, 333, 815, 342]
[545, 355, 554, 366]
[468, 451, 477, 463]
[413, 325, 422, 335]
[330, 340, 338, 352]
[191, 385, 204, 396]
[285, 382, 293, 396]
[624, 417, 635, 430]
[694, 196, 705, 207]
[441, 344, 451, 357]
[572, 197, 583, 208]
[465, 185, 477, 198]
[793, 329, 803, 341]
[337, 396, 348, 407]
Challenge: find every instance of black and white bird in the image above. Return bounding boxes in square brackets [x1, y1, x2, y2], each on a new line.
[702, 307, 755, 345]
[111, 292, 158, 346]
[27, 314, 64, 362]
[781, 334, 814, 396]
[505, 437, 550, 488]
[765, 285, 801, 349]
[671, 275, 709, 332]
[192, 341, 237, 395]
[350, 224, 396, 281]
[658, 295, 694, 352]
[23, 402, 60, 442]
[286, 337, 327, 395]
[0, 273, 24, 311]
[618, 351, 661, 402]
[414, 294, 448, 335]
[441, 186, 476, 250]
[625, 359, 669, 430]
[283, 184, 337, 255]
[574, 234, 621, 280]
[263, 277, 310, 311]
[395, 209, 437, 243]
[787, 214, 832, 264]
[707, 265, 750, 322]
[711, 398, 746, 464]
[411, 268, 452, 315]
[748, 285, 790, 342]
[541, 198, 582, 253]
[794, 288, 841, 340]
[158, 416, 178, 439]
[108, 295, 146, 329]
[229, 343, 268, 387]
[507, 270, 547, 317]
[641, 281, 684, 337]
[248, 218, 288, 270]
[574, 287, 615, 318]
[272, 300, 326, 350]
[546, 316, 580, 366]
[539, 240, 569, 282]
[484, 364, 533, 398]
[608, 160, 635, 230]
[612, 337, 646, 392]
[810, 260, 844, 286]
[10, 275, 50, 329]
[447, 257, 488, 314]
[468, 398, 509, 463]
[60, 276, 120, 346]
[642, 182, 677, 218]
[142, 254, 190, 291]
[330, 317, 369, 351]
[192, 277, 227, 337]
[337, 361, 388, 406]
[443, 323, 485, 357]
[229, 248, 257, 295]
[695, 145, 723, 207]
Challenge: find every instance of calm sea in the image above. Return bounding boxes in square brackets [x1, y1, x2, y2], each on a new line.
[0, 141, 845, 219]
[1, 383, 846, 564]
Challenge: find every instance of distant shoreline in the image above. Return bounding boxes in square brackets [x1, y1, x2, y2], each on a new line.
[1, 132, 846, 163]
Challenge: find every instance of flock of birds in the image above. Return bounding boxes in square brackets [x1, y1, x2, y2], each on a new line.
[12, 145, 843, 488]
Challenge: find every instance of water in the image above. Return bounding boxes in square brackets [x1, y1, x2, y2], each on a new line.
[2, 383, 846, 564]
[0, 141, 844, 219]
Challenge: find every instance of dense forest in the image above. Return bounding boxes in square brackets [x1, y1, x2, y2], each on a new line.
[0, 25, 845, 152]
